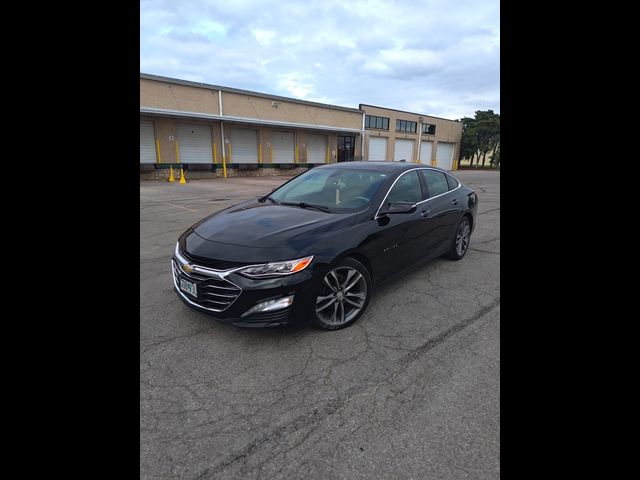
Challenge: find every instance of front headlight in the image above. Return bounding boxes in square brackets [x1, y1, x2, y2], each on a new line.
[239, 256, 314, 278]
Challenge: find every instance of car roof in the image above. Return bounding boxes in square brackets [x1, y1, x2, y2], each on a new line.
[316, 161, 450, 173]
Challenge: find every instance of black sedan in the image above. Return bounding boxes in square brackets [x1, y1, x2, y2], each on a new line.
[172, 161, 478, 330]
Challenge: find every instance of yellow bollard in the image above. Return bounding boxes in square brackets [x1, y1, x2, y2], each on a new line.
[168, 166, 175, 182]
[179, 167, 187, 184]
[222, 148, 227, 178]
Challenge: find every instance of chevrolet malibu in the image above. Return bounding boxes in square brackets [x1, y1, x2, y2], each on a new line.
[172, 161, 478, 330]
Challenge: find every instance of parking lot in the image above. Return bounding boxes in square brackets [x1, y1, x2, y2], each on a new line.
[140, 169, 500, 479]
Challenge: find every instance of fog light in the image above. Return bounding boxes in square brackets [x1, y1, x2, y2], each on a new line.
[241, 295, 294, 317]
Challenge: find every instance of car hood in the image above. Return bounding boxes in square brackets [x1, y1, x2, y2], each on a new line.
[191, 200, 358, 249]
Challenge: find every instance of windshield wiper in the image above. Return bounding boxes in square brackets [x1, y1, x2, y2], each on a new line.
[280, 201, 332, 213]
[258, 195, 279, 204]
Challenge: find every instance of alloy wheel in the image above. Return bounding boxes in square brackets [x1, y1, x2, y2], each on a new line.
[456, 219, 471, 256]
[315, 267, 368, 326]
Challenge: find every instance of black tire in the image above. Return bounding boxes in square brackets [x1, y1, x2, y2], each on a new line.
[312, 257, 372, 330]
[444, 215, 472, 260]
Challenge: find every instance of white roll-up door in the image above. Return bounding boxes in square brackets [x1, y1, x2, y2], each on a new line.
[307, 134, 327, 163]
[176, 124, 212, 163]
[368, 137, 388, 161]
[393, 139, 414, 162]
[272, 132, 295, 163]
[435, 142, 455, 170]
[140, 120, 157, 164]
[419, 141, 433, 165]
[230, 128, 258, 163]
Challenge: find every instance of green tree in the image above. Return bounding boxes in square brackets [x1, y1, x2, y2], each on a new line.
[458, 116, 479, 164]
[491, 143, 500, 166]
[459, 110, 500, 167]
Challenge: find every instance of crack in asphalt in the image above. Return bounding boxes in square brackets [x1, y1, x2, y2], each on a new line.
[469, 247, 500, 255]
[465, 185, 487, 193]
[398, 297, 499, 364]
[143, 228, 189, 238]
[194, 296, 500, 479]
[474, 236, 500, 245]
[140, 325, 218, 352]
[478, 207, 500, 216]
[140, 256, 171, 264]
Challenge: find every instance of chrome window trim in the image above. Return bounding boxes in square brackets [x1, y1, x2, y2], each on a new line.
[374, 167, 462, 219]
[172, 259, 242, 313]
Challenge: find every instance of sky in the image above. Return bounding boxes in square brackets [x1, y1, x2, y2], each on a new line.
[140, 0, 499, 120]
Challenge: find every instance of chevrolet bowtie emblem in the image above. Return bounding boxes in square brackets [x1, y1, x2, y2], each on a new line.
[182, 263, 194, 274]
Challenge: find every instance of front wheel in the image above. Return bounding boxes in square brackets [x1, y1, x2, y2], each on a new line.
[312, 257, 372, 330]
[444, 216, 472, 260]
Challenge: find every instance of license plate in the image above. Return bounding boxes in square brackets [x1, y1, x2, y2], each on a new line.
[180, 278, 197, 297]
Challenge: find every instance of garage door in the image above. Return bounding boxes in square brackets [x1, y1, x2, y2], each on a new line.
[272, 132, 295, 163]
[140, 120, 157, 164]
[307, 134, 327, 163]
[419, 141, 433, 165]
[176, 124, 212, 163]
[368, 137, 388, 161]
[230, 128, 258, 163]
[394, 139, 414, 162]
[435, 142, 455, 170]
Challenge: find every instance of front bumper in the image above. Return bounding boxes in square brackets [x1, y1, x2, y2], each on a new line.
[171, 257, 319, 328]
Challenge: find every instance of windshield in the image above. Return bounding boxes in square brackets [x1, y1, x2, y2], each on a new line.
[269, 167, 388, 212]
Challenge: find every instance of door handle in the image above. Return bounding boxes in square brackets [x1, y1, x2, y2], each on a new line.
[451, 199, 458, 205]
[421, 210, 431, 218]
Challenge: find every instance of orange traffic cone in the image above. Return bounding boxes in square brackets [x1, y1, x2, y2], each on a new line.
[168, 166, 175, 182]
[179, 167, 187, 184]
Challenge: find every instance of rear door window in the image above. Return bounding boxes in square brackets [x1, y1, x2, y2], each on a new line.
[419, 170, 449, 198]
[446, 174, 459, 190]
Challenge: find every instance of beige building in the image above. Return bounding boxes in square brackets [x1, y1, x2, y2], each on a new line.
[140, 73, 363, 178]
[140, 74, 462, 178]
[359, 104, 463, 170]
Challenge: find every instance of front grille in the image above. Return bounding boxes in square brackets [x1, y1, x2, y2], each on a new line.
[172, 260, 242, 312]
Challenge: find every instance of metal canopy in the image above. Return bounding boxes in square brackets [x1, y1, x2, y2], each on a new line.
[140, 107, 363, 134]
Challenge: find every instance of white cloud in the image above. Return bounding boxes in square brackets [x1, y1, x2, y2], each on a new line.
[336, 38, 356, 49]
[193, 20, 227, 39]
[362, 60, 391, 75]
[251, 29, 276, 46]
[282, 35, 303, 45]
[277, 73, 315, 99]
[379, 49, 441, 68]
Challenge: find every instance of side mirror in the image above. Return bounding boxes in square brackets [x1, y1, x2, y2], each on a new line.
[378, 201, 416, 215]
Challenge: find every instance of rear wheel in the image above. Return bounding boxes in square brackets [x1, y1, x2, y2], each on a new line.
[312, 257, 371, 330]
[444, 216, 471, 260]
